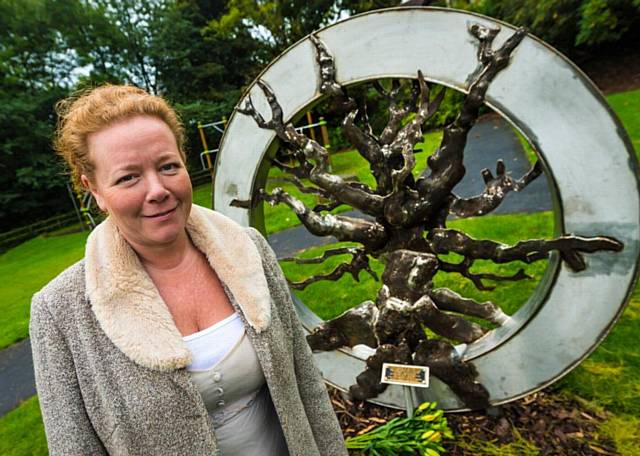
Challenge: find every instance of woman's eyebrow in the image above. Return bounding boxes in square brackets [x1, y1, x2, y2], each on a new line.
[156, 152, 180, 162]
[110, 163, 139, 174]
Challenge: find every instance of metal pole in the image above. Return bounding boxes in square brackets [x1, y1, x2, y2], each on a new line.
[197, 122, 213, 170]
[306, 111, 317, 142]
[319, 117, 330, 149]
[403, 386, 415, 417]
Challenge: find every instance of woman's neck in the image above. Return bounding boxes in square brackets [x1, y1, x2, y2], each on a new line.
[128, 230, 198, 272]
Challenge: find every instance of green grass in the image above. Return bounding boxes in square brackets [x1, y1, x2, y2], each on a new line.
[598, 413, 640, 456]
[0, 232, 88, 349]
[558, 286, 640, 416]
[0, 396, 47, 456]
[454, 427, 540, 455]
[607, 89, 640, 161]
[192, 183, 213, 208]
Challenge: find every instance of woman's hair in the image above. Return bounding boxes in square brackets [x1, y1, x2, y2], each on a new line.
[54, 84, 186, 191]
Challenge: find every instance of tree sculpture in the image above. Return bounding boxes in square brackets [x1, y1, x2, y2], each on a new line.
[234, 23, 623, 409]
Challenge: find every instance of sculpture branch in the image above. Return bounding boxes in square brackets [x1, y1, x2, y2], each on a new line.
[449, 160, 543, 218]
[310, 34, 357, 112]
[287, 248, 378, 290]
[270, 154, 313, 180]
[279, 175, 332, 198]
[257, 188, 388, 250]
[374, 295, 487, 344]
[413, 25, 527, 222]
[439, 258, 530, 291]
[376, 79, 420, 146]
[282, 247, 361, 264]
[430, 228, 623, 272]
[313, 200, 343, 213]
[388, 71, 445, 157]
[239, 80, 386, 217]
[428, 288, 510, 326]
[311, 34, 389, 192]
[342, 109, 389, 192]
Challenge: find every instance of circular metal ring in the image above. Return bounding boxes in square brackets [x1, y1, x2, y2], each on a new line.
[214, 7, 640, 410]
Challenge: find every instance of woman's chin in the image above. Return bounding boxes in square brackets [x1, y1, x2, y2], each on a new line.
[135, 224, 185, 248]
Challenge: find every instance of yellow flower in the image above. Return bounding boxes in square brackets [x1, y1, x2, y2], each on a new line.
[420, 410, 443, 421]
[416, 401, 434, 413]
[421, 430, 436, 440]
[428, 431, 442, 442]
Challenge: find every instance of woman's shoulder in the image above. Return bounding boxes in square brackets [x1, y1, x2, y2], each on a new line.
[32, 259, 86, 318]
[243, 225, 267, 248]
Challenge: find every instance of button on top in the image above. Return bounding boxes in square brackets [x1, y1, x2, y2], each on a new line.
[212, 372, 222, 382]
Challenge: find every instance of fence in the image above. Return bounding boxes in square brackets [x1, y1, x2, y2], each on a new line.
[0, 171, 215, 253]
[190, 168, 213, 187]
[0, 212, 81, 253]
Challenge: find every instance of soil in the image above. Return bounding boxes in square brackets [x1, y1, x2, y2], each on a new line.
[578, 46, 640, 94]
[444, 391, 618, 455]
[329, 386, 618, 455]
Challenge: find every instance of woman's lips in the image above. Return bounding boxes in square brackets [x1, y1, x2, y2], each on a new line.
[143, 207, 176, 220]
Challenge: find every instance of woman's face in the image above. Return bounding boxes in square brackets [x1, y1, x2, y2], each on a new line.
[82, 115, 192, 251]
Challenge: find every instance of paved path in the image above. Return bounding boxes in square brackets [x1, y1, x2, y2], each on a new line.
[0, 339, 35, 416]
[0, 116, 553, 416]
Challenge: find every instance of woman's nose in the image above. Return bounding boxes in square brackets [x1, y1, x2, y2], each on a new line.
[146, 174, 170, 203]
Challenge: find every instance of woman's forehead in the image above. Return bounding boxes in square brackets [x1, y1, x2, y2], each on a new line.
[88, 116, 179, 160]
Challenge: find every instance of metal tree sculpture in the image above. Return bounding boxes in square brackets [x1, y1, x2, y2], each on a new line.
[234, 24, 623, 409]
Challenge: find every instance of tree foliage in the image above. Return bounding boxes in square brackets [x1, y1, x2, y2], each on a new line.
[472, 0, 640, 53]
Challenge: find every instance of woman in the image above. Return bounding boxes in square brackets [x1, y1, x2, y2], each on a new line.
[30, 85, 348, 456]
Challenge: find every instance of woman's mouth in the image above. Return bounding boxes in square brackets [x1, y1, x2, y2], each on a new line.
[144, 207, 177, 220]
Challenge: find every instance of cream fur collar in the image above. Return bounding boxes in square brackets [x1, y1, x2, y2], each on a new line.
[85, 204, 271, 371]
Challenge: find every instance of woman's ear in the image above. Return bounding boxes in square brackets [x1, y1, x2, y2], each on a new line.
[80, 174, 106, 212]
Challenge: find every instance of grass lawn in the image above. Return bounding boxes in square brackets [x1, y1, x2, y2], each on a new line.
[607, 89, 640, 161]
[192, 182, 213, 209]
[0, 231, 89, 349]
[0, 89, 638, 454]
[0, 397, 47, 456]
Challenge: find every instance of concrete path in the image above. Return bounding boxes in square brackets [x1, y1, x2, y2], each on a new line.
[0, 339, 35, 416]
[0, 115, 553, 416]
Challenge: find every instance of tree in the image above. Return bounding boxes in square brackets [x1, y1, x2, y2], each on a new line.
[472, 0, 640, 53]
[205, 0, 399, 62]
[0, 0, 81, 230]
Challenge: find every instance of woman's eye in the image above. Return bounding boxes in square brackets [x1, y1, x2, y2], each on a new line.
[160, 163, 179, 172]
[116, 175, 135, 184]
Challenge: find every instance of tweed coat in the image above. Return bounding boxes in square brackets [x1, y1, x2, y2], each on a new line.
[30, 204, 348, 456]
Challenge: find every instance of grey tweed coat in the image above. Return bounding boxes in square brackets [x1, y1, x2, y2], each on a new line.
[30, 204, 348, 456]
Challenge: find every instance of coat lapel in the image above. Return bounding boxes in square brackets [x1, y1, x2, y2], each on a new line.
[85, 204, 271, 371]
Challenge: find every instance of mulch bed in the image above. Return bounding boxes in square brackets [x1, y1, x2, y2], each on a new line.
[580, 46, 640, 94]
[329, 386, 618, 455]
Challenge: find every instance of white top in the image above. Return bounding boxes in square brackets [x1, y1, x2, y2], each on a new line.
[184, 315, 289, 455]
[184, 312, 244, 370]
